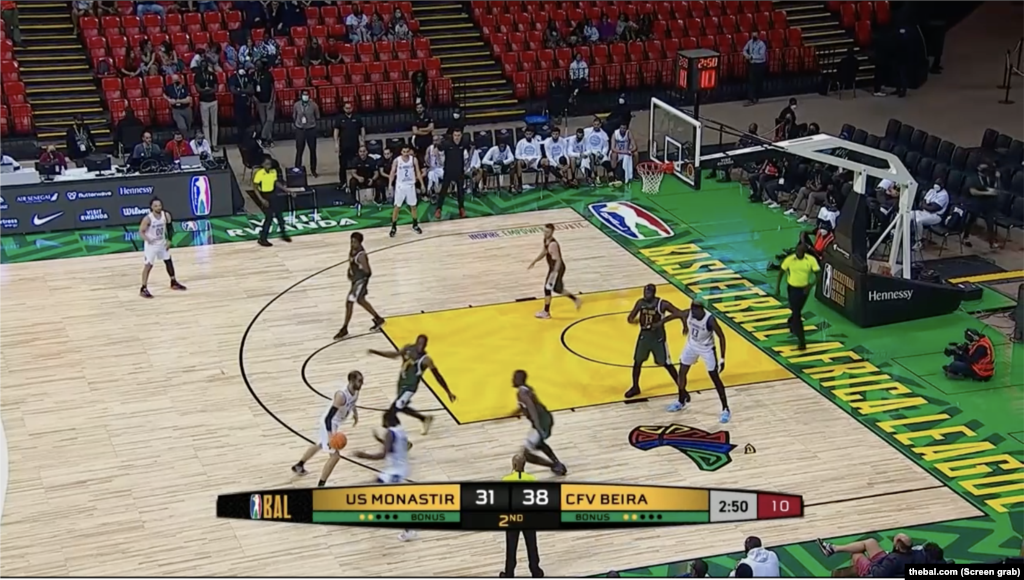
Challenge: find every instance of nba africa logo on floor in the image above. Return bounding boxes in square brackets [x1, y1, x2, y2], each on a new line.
[589, 201, 674, 240]
[629, 424, 755, 472]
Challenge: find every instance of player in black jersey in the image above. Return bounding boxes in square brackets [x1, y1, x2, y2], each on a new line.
[624, 284, 681, 398]
[334, 232, 385, 340]
[528, 224, 582, 319]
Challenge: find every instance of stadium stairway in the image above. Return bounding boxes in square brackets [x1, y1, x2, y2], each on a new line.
[775, 1, 874, 83]
[13, 2, 111, 150]
[411, 1, 526, 122]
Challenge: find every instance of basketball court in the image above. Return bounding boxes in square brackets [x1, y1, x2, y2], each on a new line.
[0, 204, 982, 577]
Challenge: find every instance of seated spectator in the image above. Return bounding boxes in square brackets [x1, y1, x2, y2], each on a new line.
[346, 4, 370, 43]
[158, 41, 181, 75]
[304, 37, 324, 66]
[368, 12, 388, 41]
[138, 39, 159, 76]
[120, 49, 143, 77]
[818, 533, 925, 577]
[72, 1, 94, 34]
[569, 53, 589, 95]
[616, 14, 637, 41]
[189, 46, 208, 72]
[391, 7, 408, 25]
[114, 106, 145, 157]
[787, 163, 831, 222]
[135, 0, 166, 21]
[205, 42, 224, 72]
[597, 14, 616, 42]
[392, 17, 413, 42]
[324, 38, 342, 64]
[681, 560, 708, 578]
[191, 1, 218, 12]
[567, 20, 586, 46]
[583, 20, 600, 44]
[544, 20, 563, 48]
[39, 145, 68, 172]
[964, 163, 1002, 249]
[732, 537, 780, 577]
[267, 0, 287, 37]
[190, 129, 213, 158]
[132, 131, 162, 162]
[94, 1, 116, 15]
[238, 36, 257, 69]
[165, 130, 194, 160]
[636, 13, 654, 40]
[222, 41, 238, 71]
[911, 176, 949, 247]
[734, 563, 753, 578]
[253, 33, 278, 67]
[748, 157, 780, 203]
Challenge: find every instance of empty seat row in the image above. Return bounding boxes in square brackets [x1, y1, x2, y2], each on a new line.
[472, 0, 777, 21]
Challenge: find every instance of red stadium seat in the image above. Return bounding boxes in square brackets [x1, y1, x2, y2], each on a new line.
[376, 40, 393, 61]
[737, 13, 753, 32]
[874, 1, 890, 24]
[101, 15, 121, 32]
[591, 44, 609, 65]
[787, 27, 802, 47]
[101, 76, 122, 100]
[537, 48, 553, 70]
[165, 12, 182, 34]
[706, 1, 723, 17]
[122, 15, 141, 35]
[130, 97, 152, 124]
[357, 42, 375, 62]
[519, 50, 536, 72]
[406, 58, 423, 75]
[11, 104, 32, 135]
[386, 59, 403, 81]
[378, 82, 395, 110]
[339, 43, 355, 63]
[204, 11, 222, 32]
[771, 10, 787, 29]
[225, 10, 243, 30]
[857, 1, 873, 21]
[414, 37, 430, 58]
[854, 20, 871, 46]
[526, 30, 542, 51]
[397, 80, 413, 108]
[329, 63, 346, 84]
[609, 43, 626, 64]
[720, 15, 737, 34]
[80, 16, 101, 38]
[358, 83, 375, 111]
[754, 12, 770, 31]
[0, 60, 19, 82]
[184, 12, 202, 33]
[767, 28, 784, 48]
[280, 45, 298, 67]
[424, 57, 441, 78]
[348, 62, 366, 84]
[840, 3, 856, 27]
[309, 64, 327, 85]
[123, 76, 143, 98]
[513, 71, 530, 99]
[271, 67, 287, 89]
[5, 81, 25, 105]
[627, 42, 644, 62]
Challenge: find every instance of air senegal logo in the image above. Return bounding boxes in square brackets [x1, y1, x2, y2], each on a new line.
[629, 424, 752, 472]
[589, 201, 674, 240]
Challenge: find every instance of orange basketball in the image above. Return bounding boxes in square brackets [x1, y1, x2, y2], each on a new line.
[329, 432, 348, 451]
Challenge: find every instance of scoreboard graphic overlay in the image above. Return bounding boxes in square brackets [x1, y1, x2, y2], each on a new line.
[218, 484, 803, 530]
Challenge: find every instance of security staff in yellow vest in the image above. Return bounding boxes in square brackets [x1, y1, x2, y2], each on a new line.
[501, 454, 543, 578]
[775, 242, 820, 351]
[253, 155, 291, 247]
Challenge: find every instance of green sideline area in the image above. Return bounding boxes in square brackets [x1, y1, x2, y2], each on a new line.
[2, 176, 1020, 574]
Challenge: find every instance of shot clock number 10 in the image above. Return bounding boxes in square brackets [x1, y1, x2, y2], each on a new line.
[677, 51, 721, 92]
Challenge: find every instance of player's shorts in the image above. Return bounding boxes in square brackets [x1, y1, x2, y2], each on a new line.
[347, 279, 368, 303]
[143, 243, 171, 265]
[318, 425, 338, 452]
[680, 343, 718, 370]
[394, 183, 417, 207]
[855, 551, 887, 577]
[393, 389, 415, 410]
[544, 267, 565, 294]
[484, 163, 511, 175]
[635, 335, 670, 366]
[524, 426, 551, 450]
[519, 158, 541, 171]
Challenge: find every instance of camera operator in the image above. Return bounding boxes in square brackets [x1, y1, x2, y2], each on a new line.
[943, 329, 994, 382]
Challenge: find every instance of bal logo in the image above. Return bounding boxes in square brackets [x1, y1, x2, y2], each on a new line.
[250, 494, 262, 520]
[629, 424, 754, 472]
[589, 202, 674, 240]
[190, 176, 212, 217]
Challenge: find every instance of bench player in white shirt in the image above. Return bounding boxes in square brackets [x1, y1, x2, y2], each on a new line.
[541, 127, 574, 188]
[423, 135, 445, 198]
[464, 139, 484, 195]
[482, 142, 515, 192]
[139, 197, 187, 298]
[514, 127, 543, 193]
[609, 120, 637, 185]
[583, 117, 612, 185]
[657, 296, 732, 423]
[355, 409, 418, 542]
[291, 370, 363, 486]
[567, 127, 587, 184]
[389, 144, 426, 238]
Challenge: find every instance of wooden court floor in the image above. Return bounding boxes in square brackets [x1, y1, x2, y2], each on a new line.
[0, 209, 980, 577]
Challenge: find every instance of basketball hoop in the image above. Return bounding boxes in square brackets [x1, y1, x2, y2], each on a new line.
[638, 161, 674, 194]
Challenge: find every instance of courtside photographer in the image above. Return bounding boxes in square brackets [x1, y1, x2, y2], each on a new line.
[943, 329, 995, 382]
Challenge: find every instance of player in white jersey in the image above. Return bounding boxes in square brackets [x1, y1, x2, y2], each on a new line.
[464, 141, 484, 194]
[513, 127, 543, 193]
[582, 117, 611, 185]
[541, 127, 574, 188]
[482, 142, 515, 191]
[566, 127, 587, 183]
[423, 135, 445, 197]
[389, 144, 425, 238]
[659, 296, 731, 423]
[355, 409, 417, 541]
[291, 370, 364, 486]
[609, 121, 637, 185]
[139, 197, 186, 298]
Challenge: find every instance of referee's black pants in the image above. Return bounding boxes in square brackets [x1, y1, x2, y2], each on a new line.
[338, 145, 358, 183]
[437, 172, 465, 210]
[787, 284, 810, 348]
[504, 529, 542, 577]
[259, 192, 288, 241]
[293, 127, 318, 174]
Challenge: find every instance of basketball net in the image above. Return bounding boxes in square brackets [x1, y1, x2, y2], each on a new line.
[638, 161, 674, 195]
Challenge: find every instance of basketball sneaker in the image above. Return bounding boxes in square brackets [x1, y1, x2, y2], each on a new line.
[140, 286, 153, 299]
[333, 328, 349, 341]
[573, 296, 582, 310]
[552, 462, 567, 476]
[535, 310, 551, 319]
[421, 415, 433, 435]
[170, 280, 187, 291]
[817, 539, 836, 557]
[412, 224, 423, 234]
[720, 408, 732, 423]
[389, 225, 397, 238]
[370, 318, 386, 332]
[291, 463, 308, 476]
[666, 393, 691, 412]
[398, 529, 417, 542]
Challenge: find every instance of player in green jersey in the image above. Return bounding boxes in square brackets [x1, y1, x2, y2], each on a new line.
[513, 370, 567, 475]
[624, 284, 681, 399]
[369, 334, 456, 435]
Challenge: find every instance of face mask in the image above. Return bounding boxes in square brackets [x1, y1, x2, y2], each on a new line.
[618, 98, 625, 105]
[301, 95, 310, 102]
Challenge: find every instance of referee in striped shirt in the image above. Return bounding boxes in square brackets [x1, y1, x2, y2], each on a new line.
[501, 454, 543, 578]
